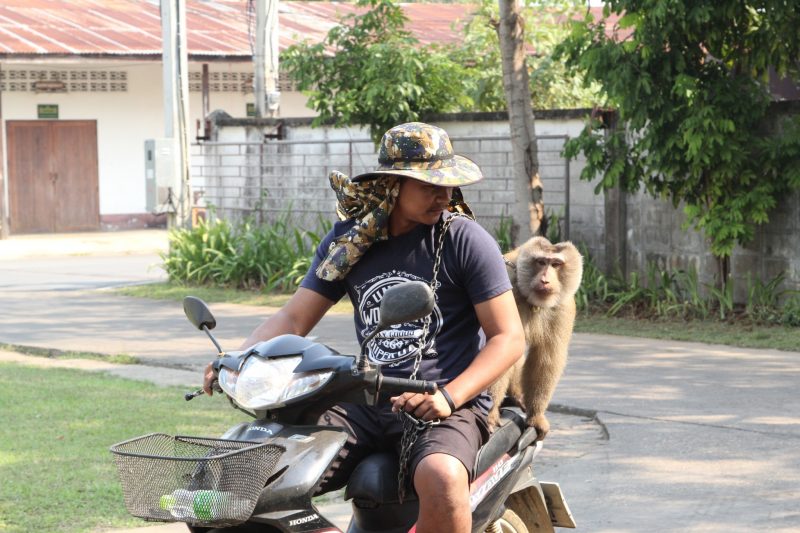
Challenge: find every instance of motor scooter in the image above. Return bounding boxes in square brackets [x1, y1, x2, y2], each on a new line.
[111, 281, 575, 532]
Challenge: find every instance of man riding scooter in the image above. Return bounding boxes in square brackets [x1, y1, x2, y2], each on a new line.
[202, 122, 525, 533]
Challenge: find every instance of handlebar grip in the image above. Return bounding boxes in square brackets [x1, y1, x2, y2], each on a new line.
[380, 376, 438, 395]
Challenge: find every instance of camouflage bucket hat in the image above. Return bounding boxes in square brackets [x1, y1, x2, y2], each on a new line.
[353, 122, 483, 187]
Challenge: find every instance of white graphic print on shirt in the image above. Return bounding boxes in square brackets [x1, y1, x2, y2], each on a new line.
[355, 271, 442, 366]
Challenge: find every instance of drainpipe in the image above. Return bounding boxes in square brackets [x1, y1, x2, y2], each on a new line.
[0, 63, 7, 239]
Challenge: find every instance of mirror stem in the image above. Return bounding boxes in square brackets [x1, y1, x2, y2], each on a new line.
[202, 325, 224, 355]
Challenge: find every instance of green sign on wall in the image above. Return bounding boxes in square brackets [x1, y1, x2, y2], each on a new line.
[37, 104, 59, 119]
[246, 103, 255, 117]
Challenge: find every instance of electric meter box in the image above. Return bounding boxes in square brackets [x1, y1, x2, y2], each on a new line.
[145, 138, 179, 213]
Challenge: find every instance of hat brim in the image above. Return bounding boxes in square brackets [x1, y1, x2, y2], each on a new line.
[352, 155, 483, 186]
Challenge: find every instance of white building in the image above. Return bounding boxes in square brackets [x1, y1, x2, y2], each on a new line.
[0, 0, 470, 233]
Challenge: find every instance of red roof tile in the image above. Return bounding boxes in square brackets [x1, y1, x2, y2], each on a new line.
[0, 1, 615, 59]
[0, 0, 477, 59]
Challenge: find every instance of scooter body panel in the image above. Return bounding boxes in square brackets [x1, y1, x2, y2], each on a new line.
[217, 419, 349, 530]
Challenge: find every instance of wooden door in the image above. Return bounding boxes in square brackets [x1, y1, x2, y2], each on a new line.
[7, 120, 99, 233]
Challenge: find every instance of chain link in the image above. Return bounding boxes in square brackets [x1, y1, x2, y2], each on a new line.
[396, 212, 472, 502]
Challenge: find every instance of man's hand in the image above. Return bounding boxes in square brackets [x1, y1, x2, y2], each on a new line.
[202, 362, 217, 396]
[390, 391, 452, 421]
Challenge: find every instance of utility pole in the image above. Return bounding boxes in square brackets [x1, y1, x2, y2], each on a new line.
[0, 63, 7, 239]
[160, 0, 192, 228]
[254, 0, 280, 118]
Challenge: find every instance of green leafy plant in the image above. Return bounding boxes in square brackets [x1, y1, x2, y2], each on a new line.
[574, 246, 610, 312]
[545, 209, 563, 243]
[672, 268, 710, 320]
[282, 0, 472, 143]
[745, 273, 800, 325]
[574, 247, 798, 328]
[780, 296, 800, 328]
[493, 213, 515, 253]
[162, 213, 331, 293]
[707, 278, 735, 321]
[450, 0, 600, 111]
[558, 1, 800, 285]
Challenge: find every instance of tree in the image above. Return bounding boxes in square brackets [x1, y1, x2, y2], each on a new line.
[281, 0, 471, 143]
[497, 0, 544, 240]
[558, 0, 800, 283]
[453, 0, 599, 240]
[454, 0, 599, 112]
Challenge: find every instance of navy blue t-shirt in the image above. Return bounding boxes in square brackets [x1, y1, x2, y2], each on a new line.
[301, 214, 511, 412]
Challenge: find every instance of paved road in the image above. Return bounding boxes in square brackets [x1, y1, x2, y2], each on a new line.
[1, 230, 799, 532]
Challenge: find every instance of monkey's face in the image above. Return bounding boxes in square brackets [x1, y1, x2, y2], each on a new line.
[509, 236, 583, 310]
[521, 255, 565, 308]
[515, 237, 567, 309]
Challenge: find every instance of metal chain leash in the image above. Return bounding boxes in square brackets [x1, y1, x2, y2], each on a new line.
[396, 212, 472, 502]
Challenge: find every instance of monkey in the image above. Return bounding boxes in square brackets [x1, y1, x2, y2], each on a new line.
[488, 236, 583, 440]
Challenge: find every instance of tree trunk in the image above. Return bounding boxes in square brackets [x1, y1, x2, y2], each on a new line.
[497, 0, 545, 242]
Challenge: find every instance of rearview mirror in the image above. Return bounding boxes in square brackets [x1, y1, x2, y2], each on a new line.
[357, 281, 434, 370]
[183, 296, 216, 331]
[377, 281, 435, 328]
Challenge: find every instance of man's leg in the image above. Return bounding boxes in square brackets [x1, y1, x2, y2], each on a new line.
[406, 406, 490, 533]
[414, 453, 471, 533]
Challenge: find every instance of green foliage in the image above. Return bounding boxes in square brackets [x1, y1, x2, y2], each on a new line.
[574, 247, 610, 311]
[558, 0, 800, 260]
[162, 213, 331, 293]
[544, 208, 563, 243]
[746, 272, 800, 324]
[574, 314, 800, 352]
[452, 0, 600, 111]
[282, 0, 471, 143]
[493, 213, 515, 253]
[282, 0, 599, 140]
[575, 249, 799, 327]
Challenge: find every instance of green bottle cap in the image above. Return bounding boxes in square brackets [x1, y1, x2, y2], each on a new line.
[159, 494, 176, 511]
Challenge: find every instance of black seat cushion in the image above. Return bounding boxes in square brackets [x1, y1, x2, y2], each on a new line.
[473, 407, 525, 475]
[345, 452, 415, 505]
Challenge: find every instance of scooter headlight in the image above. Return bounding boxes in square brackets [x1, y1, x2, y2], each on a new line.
[218, 355, 333, 411]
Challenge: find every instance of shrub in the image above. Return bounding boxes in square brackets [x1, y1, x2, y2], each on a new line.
[575, 249, 798, 327]
[162, 213, 331, 293]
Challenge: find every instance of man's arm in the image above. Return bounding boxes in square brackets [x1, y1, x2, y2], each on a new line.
[203, 287, 336, 395]
[391, 290, 525, 419]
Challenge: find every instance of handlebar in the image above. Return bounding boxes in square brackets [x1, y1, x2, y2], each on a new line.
[379, 376, 438, 395]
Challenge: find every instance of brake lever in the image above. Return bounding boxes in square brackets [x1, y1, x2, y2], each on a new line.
[184, 388, 205, 401]
[184, 379, 222, 401]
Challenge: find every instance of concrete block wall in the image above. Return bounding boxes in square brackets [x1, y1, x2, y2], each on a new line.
[203, 110, 599, 249]
[732, 190, 800, 295]
[624, 189, 800, 299]
[197, 109, 799, 296]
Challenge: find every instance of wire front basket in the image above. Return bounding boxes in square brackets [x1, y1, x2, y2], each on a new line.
[110, 433, 283, 527]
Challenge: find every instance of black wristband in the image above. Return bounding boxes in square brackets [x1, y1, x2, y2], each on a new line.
[440, 387, 457, 413]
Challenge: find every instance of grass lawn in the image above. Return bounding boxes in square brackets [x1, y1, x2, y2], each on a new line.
[0, 343, 140, 364]
[576, 314, 800, 352]
[0, 362, 242, 533]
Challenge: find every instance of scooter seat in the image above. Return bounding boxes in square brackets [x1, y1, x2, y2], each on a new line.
[346, 451, 411, 506]
[474, 407, 525, 475]
[345, 407, 525, 507]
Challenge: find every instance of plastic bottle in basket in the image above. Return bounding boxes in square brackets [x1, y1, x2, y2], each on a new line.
[159, 489, 230, 521]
